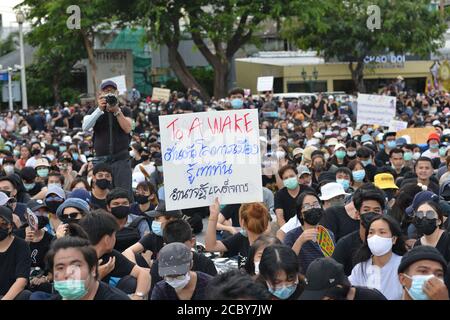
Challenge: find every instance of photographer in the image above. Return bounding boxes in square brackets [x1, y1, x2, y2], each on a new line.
[82, 81, 133, 196]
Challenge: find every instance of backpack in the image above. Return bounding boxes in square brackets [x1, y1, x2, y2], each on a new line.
[114, 216, 147, 252]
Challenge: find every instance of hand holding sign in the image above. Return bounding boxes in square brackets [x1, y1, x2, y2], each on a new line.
[27, 209, 39, 232]
[316, 225, 335, 257]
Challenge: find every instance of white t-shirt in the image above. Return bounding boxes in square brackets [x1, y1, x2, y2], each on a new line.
[281, 216, 302, 234]
[25, 156, 39, 168]
[349, 253, 403, 300]
[133, 162, 156, 176]
[421, 149, 440, 159]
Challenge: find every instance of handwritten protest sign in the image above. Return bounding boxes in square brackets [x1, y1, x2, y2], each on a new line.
[152, 87, 171, 101]
[159, 109, 263, 210]
[257, 76, 274, 92]
[396, 127, 436, 144]
[317, 225, 335, 257]
[357, 94, 396, 127]
[101, 75, 127, 94]
[389, 120, 408, 132]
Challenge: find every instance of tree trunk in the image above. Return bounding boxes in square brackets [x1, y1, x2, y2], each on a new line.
[349, 61, 366, 93]
[167, 42, 210, 100]
[213, 61, 229, 99]
[81, 29, 98, 97]
[52, 74, 60, 104]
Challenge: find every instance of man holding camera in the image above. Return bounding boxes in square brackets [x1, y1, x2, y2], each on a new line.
[82, 80, 133, 196]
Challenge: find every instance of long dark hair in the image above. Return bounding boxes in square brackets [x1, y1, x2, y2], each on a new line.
[295, 191, 321, 220]
[353, 215, 406, 267]
[258, 244, 299, 286]
[388, 183, 421, 230]
[244, 235, 281, 275]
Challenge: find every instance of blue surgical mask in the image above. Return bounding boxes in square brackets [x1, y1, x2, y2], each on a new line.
[24, 183, 36, 191]
[404, 274, 436, 300]
[152, 221, 163, 236]
[336, 178, 350, 191]
[352, 170, 366, 182]
[231, 99, 243, 109]
[72, 153, 79, 161]
[59, 146, 67, 152]
[379, 143, 385, 150]
[267, 282, 297, 300]
[387, 141, 396, 149]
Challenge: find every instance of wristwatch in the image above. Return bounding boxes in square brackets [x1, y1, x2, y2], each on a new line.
[113, 110, 121, 117]
[133, 292, 145, 299]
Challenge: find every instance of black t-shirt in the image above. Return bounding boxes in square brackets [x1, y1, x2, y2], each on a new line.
[221, 232, 250, 269]
[221, 204, 241, 227]
[72, 112, 84, 128]
[331, 230, 362, 276]
[414, 231, 450, 262]
[99, 249, 135, 283]
[139, 233, 164, 260]
[176, 100, 193, 112]
[14, 228, 54, 270]
[302, 104, 312, 116]
[150, 251, 217, 294]
[87, 106, 132, 156]
[320, 206, 360, 242]
[90, 194, 107, 210]
[315, 100, 326, 118]
[151, 271, 212, 300]
[274, 186, 315, 221]
[27, 182, 44, 197]
[375, 150, 390, 167]
[54, 111, 66, 127]
[50, 281, 130, 300]
[353, 287, 387, 300]
[0, 236, 32, 295]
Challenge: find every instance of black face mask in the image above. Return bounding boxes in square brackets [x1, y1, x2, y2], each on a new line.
[31, 149, 41, 156]
[135, 194, 149, 204]
[414, 218, 437, 236]
[303, 208, 324, 225]
[37, 216, 49, 229]
[45, 200, 63, 214]
[360, 212, 379, 229]
[313, 164, 324, 172]
[111, 206, 129, 219]
[96, 179, 112, 190]
[0, 227, 9, 241]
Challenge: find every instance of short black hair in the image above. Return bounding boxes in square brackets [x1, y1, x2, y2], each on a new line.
[353, 185, 386, 212]
[414, 156, 433, 169]
[48, 171, 64, 184]
[205, 270, 271, 300]
[93, 163, 112, 176]
[336, 167, 352, 178]
[356, 147, 373, 158]
[389, 148, 404, 157]
[278, 164, 298, 178]
[106, 188, 131, 205]
[228, 87, 245, 97]
[383, 132, 396, 141]
[163, 219, 192, 244]
[78, 210, 119, 245]
[45, 236, 98, 280]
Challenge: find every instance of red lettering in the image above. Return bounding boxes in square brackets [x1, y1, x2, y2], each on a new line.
[243, 113, 253, 133]
[166, 118, 183, 140]
[222, 116, 231, 132]
[234, 113, 243, 133]
[188, 117, 202, 137]
[207, 117, 220, 134]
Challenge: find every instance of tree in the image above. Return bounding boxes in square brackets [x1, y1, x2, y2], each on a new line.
[0, 31, 19, 57]
[282, 0, 447, 93]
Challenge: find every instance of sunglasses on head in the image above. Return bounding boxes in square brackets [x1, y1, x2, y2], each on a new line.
[63, 212, 80, 219]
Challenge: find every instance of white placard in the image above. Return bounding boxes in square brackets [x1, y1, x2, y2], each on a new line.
[257, 76, 274, 92]
[102, 75, 127, 94]
[356, 94, 396, 127]
[388, 120, 408, 132]
[152, 87, 171, 101]
[159, 109, 263, 210]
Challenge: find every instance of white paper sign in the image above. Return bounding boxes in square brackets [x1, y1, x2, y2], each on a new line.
[102, 75, 127, 94]
[159, 109, 263, 210]
[356, 94, 396, 127]
[152, 87, 171, 101]
[388, 120, 408, 132]
[257, 76, 274, 92]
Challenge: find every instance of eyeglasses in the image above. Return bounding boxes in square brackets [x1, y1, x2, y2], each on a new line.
[302, 202, 321, 211]
[63, 212, 81, 219]
[415, 210, 438, 220]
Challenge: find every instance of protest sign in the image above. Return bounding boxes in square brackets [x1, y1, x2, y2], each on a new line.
[388, 120, 408, 132]
[356, 94, 396, 127]
[159, 109, 263, 210]
[396, 127, 436, 144]
[257, 76, 274, 92]
[152, 87, 171, 101]
[317, 225, 335, 257]
[101, 75, 127, 94]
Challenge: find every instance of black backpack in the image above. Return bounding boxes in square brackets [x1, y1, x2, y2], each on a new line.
[114, 216, 147, 252]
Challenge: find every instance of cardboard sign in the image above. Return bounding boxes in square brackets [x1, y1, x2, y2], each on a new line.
[357, 94, 396, 127]
[101, 75, 127, 94]
[159, 109, 263, 210]
[152, 87, 171, 102]
[388, 120, 408, 132]
[396, 127, 436, 144]
[317, 225, 335, 257]
[257, 76, 274, 92]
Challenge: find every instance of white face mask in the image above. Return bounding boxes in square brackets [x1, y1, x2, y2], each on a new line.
[254, 261, 260, 275]
[46, 154, 55, 162]
[367, 234, 393, 256]
[413, 152, 421, 160]
[129, 150, 135, 158]
[165, 272, 191, 291]
[275, 151, 286, 159]
[347, 151, 356, 157]
[3, 165, 14, 175]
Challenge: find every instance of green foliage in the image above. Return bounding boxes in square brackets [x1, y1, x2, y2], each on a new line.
[0, 32, 19, 57]
[165, 67, 214, 97]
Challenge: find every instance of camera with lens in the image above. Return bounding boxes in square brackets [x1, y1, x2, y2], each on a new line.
[104, 93, 118, 106]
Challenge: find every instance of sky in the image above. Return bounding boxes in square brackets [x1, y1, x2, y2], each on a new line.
[0, 0, 25, 28]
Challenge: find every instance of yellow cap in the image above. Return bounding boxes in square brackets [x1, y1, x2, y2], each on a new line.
[374, 173, 398, 190]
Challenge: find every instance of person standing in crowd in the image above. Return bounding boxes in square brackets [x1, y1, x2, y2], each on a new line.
[82, 80, 133, 196]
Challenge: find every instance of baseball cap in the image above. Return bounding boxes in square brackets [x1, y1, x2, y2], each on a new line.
[334, 143, 346, 151]
[45, 184, 66, 200]
[405, 190, 439, 217]
[27, 199, 48, 212]
[0, 206, 13, 224]
[299, 258, 348, 300]
[34, 158, 50, 169]
[398, 246, 447, 275]
[21, 167, 37, 182]
[292, 148, 304, 158]
[396, 137, 407, 147]
[158, 243, 193, 277]
[319, 182, 349, 201]
[325, 138, 338, 147]
[56, 198, 90, 219]
[297, 165, 311, 177]
[68, 188, 91, 204]
[147, 201, 182, 218]
[100, 80, 118, 90]
[374, 173, 398, 190]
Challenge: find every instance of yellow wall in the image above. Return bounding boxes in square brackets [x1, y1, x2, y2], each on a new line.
[236, 60, 434, 93]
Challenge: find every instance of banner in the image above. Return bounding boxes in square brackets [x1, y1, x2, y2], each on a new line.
[396, 127, 436, 144]
[152, 87, 171, 101]
[257, 76, 274, 92]
[388, 120, 408, 132]
[356, 94, 396, 127]
[160, 109, 263, 210]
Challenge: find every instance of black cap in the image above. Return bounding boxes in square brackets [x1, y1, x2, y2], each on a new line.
[398, 246, 447, 274]
[299, 258, 348, 300]
[0, 206, 13, 224]
[147, 201, 182, 218]
[100, 80, 118, 90]
[21, 167, 37, 181]
[27, 199, 49, 212]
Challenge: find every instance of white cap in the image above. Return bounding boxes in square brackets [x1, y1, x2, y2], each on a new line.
[319, 182, 349, 201]
[334, 143, 346, 150]
[328, 95, 334, 100]
[433, 120, 441, 126]
[62, 135, 72, 143]
[132, 171, 146, 189]
[325, 138, 338, 147]
[443, 129, 450, 135]
[313, 132, 323, 140]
